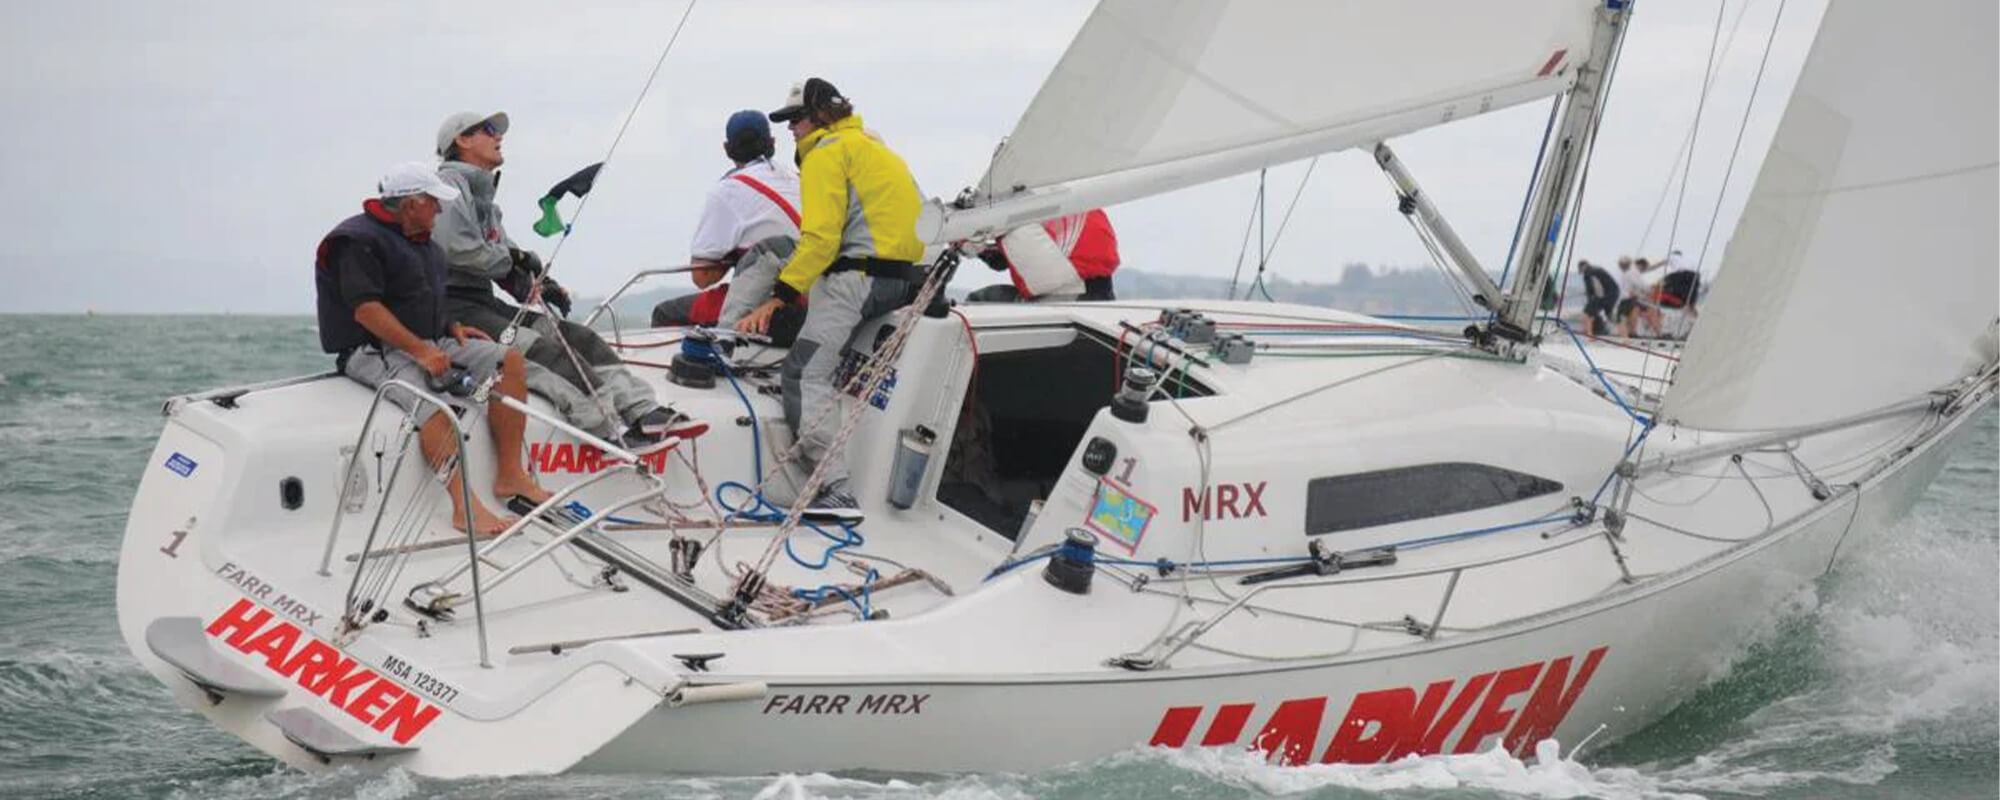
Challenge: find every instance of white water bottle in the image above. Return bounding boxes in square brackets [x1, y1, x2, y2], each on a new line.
[887, 425, 937, 509]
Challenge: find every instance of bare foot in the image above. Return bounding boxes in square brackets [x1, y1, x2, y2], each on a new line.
[453, 504, 515, 536]
[494, 477, 554, 506]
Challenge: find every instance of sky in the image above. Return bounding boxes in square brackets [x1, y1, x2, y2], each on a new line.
[0, 0, 1826, 313]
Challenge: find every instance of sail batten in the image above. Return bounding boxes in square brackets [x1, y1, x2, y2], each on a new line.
[1662, 0, 1999, 431]
[933, 0, 1600, 243]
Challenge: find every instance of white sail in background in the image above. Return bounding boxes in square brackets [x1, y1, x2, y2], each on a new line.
[931, 0, 1599, 242]
[1663, 0, 1999, 431]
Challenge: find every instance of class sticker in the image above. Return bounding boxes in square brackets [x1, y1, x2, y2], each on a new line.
[1085, 478, 1156, 553]
[164, 452, 198, 477]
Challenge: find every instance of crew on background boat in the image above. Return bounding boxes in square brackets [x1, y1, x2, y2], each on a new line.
[966, 209, 1121, 303]
[1651, 249, 1702, 325]
[1612, 255, 1638, 335]
[431, 110, 697, 454]
[312, 161, 553, 535]
[1576, 259, 1619, 336]
[1620, 257, 1666, 337]
[734, 78, 925, 518]
[651, 109, 806, 345]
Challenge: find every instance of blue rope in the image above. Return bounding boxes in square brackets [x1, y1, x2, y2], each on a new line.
[1384, 513, 1575, 551]
[792, 566, 881, 618]
[1377, 314, 1489, 323]
[1227, 330, 1465, 343]
[1552, 319, 1653, 428]
[557, 500, 645, 526]
[985, 549, 1056, 580]
[983, 512, 1584, 582]
[717, 360, 764, 484]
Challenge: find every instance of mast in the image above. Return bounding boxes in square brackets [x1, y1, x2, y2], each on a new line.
[1494, 0, 1633, 340]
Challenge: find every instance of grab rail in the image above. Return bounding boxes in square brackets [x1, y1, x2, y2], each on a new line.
[1110, 517, 1604, 670]
[318, 376, 674, 669]
[315, 378, 493, 666]
[581, 265, 706, 330]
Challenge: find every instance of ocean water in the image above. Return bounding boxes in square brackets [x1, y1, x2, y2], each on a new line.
[0, 314, 1991, 800]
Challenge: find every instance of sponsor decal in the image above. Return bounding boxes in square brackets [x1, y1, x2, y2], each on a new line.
[832, 349, 897, 410]
[530, 442, 676, 475]
[204, 598, 444, 745]
[1147, 646, 1609, 765]
[761, 692, 929, 715]
[164, 452, 198, 477]
[1085, 478, 1156, 553]
[1181, 481, 1268, 523]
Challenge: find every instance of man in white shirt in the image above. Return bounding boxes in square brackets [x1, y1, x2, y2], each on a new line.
[652, 110, 804, 339]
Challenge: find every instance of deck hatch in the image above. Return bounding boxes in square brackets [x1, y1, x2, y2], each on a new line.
[1305, 463, 1562, 535]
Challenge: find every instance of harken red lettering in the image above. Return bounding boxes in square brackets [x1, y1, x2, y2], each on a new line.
[1201, 703, 1255, 747]
[1453, 662, 1542, 753]
[203, 598, 444, 745]
[1149, 706, 1202, 747]
[1321, 686, 1414, 764]
[1148, 645, 1612, 765]
[1504, 646, 1609, 754]
[1250, 697, 1326, 766]
[204, 598, 272, 650]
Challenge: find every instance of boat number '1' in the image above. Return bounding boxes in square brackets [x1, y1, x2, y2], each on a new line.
[161, 530, 188, 558]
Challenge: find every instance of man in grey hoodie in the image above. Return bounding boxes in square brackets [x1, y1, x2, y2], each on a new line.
[432, 111, 700, 453]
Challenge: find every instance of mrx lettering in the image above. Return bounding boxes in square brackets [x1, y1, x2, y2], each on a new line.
[761, 692, 929, 715]
[204, 598, 441, 744]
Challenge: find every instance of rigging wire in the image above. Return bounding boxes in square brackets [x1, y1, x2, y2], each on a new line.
[536, 0, 700, 281]
[1244, 156, 1320, 303]
[1695, 0, 1790, 270]
[492, 0, 701, 428]
[1664, 0, 1736, 257]
[1224, 170, 1267, 300]
[1636, 0, 1761, 254]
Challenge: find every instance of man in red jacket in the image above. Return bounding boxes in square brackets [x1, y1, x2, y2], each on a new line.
[968, 209, 1120, 302]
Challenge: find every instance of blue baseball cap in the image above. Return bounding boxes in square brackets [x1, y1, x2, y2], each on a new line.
[725, 110, 769, 142]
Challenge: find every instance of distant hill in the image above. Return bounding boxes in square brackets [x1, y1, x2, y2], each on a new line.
[577, 263, 1500, 329]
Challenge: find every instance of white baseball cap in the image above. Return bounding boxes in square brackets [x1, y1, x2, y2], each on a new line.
[377, 161, 461, 202]
[435, 111, 509, 157]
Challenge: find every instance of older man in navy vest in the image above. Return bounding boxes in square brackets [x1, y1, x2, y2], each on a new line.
[314, 161, 553, 535]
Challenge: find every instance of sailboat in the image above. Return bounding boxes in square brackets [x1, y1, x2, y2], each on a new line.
[116, 0, 1995, 777]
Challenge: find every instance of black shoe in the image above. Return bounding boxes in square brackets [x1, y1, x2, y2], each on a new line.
[634, 406, 710, 439]
[620, 430, 679, 457]
[800, 480, 864, 525]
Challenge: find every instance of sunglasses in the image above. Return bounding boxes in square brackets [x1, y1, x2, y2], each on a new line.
[462, 120, 502, 138]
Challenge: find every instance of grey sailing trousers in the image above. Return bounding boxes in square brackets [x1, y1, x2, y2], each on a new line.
[781, 271, 911, 486]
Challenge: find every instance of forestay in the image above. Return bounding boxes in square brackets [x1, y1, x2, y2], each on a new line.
[929, 0, 1599, 242]
[1663, 0, 1999, 431]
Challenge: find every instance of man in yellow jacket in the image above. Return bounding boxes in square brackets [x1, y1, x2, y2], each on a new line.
[738, 78, 924, 519]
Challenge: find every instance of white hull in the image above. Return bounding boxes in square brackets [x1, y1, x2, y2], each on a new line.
[115, 302, 1995, 778]
[587, 391, 1978, 774]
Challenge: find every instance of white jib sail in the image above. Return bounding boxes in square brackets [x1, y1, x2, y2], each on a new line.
[930, 0, 1600, 243]
[1662, 0, 1999, 431]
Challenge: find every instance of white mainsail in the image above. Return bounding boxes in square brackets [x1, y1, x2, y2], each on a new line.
[1662, 0, 1999, 431]
[930, 0, 1600, 242]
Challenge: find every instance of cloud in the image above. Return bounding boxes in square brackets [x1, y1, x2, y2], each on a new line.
[0, 0, 1826, 312]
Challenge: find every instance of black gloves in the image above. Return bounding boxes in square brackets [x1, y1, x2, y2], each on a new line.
[543, 279, 573, 318]
[500, 248, 570, 315]
[510, 248, 545, 277]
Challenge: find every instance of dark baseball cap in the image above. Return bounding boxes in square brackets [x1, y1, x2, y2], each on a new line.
[769, 77, 843, 123]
